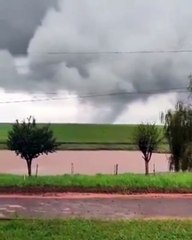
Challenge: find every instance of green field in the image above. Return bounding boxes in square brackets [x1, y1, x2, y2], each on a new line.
[0, 123, 168, 151]
[0, 123, 149, 142]
[0, 219, 191, 239]
[0, 173, 191, 193]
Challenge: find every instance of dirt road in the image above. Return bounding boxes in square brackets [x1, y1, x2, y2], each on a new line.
[0, 194, 191, 219]
[0, 150, 169, 175]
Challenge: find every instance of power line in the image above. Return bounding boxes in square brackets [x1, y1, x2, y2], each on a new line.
[12, 87, 187, 96]
[27, 49, 192, 55]
[0, 48, 191, 69]
[0, 87, 188, 104]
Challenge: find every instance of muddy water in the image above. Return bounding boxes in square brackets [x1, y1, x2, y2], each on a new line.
[0, 150, 170, 175]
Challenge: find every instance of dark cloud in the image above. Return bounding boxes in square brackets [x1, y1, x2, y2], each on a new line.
[0, 0, 57, 55]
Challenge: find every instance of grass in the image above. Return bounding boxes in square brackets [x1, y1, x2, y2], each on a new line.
[0, 173, 191, 193]
[0, 123, 164, 143]
[0, 123, 11, 142]
[0, 219, 191, 239]
[0, 123, 141, 142]
[0, 123, 168, 151]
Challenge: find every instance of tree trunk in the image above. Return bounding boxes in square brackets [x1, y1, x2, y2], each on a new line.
[145, 161, 149, 176]
[174, 157, 180, 172]
[26, 160, 32, 177]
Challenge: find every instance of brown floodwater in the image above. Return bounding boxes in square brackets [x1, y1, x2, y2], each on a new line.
[0, 150, 170, 175]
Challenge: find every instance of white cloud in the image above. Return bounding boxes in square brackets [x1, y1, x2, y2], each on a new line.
[115, 93, 177, 124]
[0, 89, 178, 123]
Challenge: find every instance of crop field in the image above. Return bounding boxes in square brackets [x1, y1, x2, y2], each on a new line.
[0, 123, 148, 142]
[0, 123, 168, 151]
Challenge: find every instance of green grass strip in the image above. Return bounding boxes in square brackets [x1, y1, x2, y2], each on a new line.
[0, 219, 191, 239]
[0, 173, 191, 193]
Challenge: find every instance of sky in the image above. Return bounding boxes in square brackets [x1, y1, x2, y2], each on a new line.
[0, 0, 191, 123]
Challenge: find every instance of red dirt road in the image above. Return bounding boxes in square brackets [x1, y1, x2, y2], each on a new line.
[0, 150, 169, 175]
[0, 193, 191, 220]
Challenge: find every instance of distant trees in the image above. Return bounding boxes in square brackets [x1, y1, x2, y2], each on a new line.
[135, 123, 162, 175]
[7, 117, 58, 176]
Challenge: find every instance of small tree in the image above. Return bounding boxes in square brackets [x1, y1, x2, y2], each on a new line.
[135, 123, 162, 175]
[7, 117, 58, 176]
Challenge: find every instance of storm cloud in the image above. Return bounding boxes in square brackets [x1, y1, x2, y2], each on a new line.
[0, 0, 192, 122]
[0, 0, 57, 55]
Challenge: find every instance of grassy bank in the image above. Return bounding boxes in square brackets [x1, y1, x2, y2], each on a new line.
[0, 173, 191, 193]
[0, 142, 169, 152]
[0, 219, 191, 239]
[0, 123, 168, 151]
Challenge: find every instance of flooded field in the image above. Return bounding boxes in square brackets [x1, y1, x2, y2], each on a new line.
[0, 150, 170, 175]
